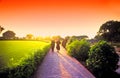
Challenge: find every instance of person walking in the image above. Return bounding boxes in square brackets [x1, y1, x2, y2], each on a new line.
[62, 39, 67, 49]
[51, 40, 55, 52]
[56, 40, 61, 52]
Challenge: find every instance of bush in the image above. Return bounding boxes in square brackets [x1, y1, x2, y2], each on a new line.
[86, 41, 119, 78]
[0, 45, 50, 78]
[66, 39, 90, 62]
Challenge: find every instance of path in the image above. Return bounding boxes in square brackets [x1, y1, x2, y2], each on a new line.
[33, 46, 95, 78]
[116, 52, 120, 74]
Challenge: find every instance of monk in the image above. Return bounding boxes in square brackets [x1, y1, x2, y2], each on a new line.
[56, 40, 61, 52]
[51, 40, 55, 52]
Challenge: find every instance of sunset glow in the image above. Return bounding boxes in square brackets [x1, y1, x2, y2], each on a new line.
[0, 0, 120, 38]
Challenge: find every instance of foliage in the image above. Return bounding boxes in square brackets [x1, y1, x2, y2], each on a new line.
[66, 39, 90, 62]
[26, 34, 34, 39]
[67, 36, 77, 45]
[96, 20, 120, 42]
[86, 41, 119, 78]
[67, 35, 88, 45]
[0, 26, 4, 34]
[52, 35, 63, 41]
[0, 41, 49, 68]
[2, 30, 16, 39]
[0, 41, 50, 78]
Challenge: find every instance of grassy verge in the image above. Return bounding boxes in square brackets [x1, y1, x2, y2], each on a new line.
[0, 41, 50, 78]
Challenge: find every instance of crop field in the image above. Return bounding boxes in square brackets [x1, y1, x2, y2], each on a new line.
[0, 40, 50, 69]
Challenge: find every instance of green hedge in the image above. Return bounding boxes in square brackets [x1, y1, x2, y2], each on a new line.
[66, 39, 90, 62]
[0, 45, 50, 78]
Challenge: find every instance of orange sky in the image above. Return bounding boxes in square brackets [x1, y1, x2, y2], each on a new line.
[0, 0, 120, 38]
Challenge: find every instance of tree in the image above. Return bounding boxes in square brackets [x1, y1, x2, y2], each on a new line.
[77, 35, 88, 40]
[96, 20, 120, 42]
[44, 36, 51, 41]
[0, 26, 4, 34]
[67, 36, 77, 45]
[3, 30, 16, 39]
[26, 34, 34, 40]
[52, 35, 63, 41]
[86, 41, 119, 78]
[67, 35, 89, 45]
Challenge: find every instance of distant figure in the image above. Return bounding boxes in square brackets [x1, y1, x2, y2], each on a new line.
[56, 40, 61, 52]
[51, 40, 55, 52]
[62, 39, 68, 49]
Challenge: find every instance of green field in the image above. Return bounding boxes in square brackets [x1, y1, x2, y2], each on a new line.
[0, 40, 50, 69]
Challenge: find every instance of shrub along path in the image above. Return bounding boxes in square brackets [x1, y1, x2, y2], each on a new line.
[33, 46, 95, 78]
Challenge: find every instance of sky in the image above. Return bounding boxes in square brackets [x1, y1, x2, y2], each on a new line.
[0, 0, 120, 38]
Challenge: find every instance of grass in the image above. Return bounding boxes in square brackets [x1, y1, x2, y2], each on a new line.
[0, 40, 50, 69]
[0, 40, 50, 78]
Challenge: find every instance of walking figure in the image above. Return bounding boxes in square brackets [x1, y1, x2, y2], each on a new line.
[51, 40, 55, 52]
[62, 39, 68, 49]
[56, 40, 61, 52]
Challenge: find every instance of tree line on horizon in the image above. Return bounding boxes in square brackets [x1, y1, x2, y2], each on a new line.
[0, 27, 51, 40]
[0, 26, 89, 41]
[0, 20, 120, 43]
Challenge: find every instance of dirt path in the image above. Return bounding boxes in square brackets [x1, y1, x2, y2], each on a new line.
[33, 46, 95, 78]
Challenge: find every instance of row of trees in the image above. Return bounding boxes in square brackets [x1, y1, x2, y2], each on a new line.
[0, 26, 63, 40]
[0, 27, 49, 40]
[0, 29, 31, 40]
[0, 26, 37, 40]
[0, 26, 89, 41]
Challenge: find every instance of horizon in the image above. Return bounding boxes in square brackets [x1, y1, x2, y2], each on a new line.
[0, 0, 120, 39]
